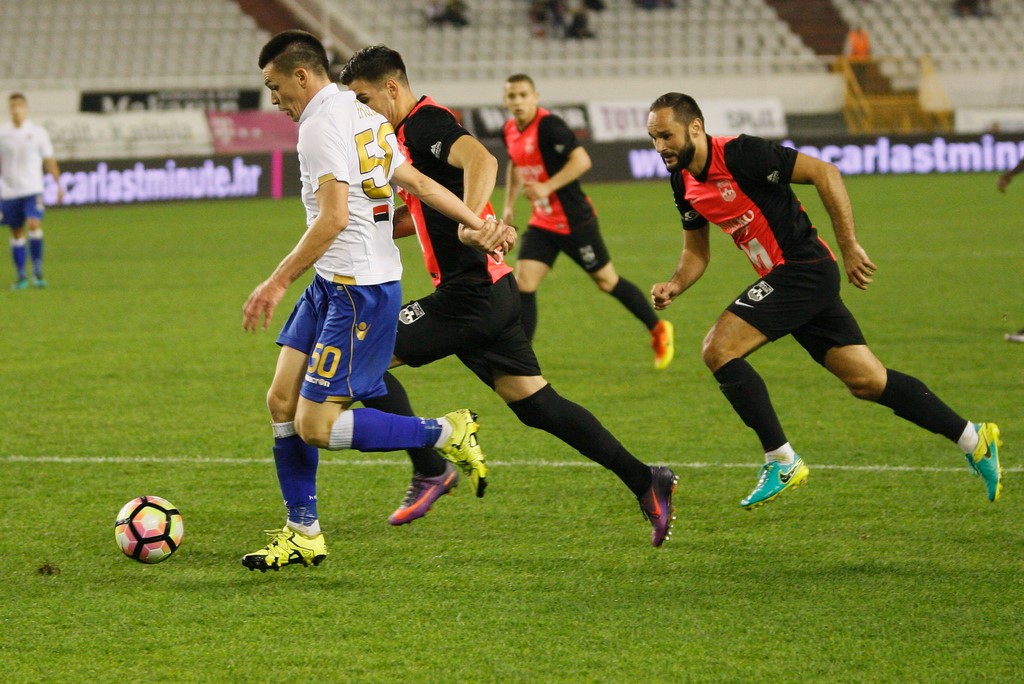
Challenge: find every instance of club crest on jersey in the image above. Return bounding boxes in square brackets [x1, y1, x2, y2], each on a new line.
[747, 280, 774, 302]
[398, 302, 426, 325]
[716, 180, 736, 201]
[578, 245, 597, 266]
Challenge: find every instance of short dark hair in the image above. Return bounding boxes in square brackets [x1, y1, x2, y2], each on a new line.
[9, 92, 26, 103]
[650, 92, 704, 126]
[505, 73, 536, 89]
[338, 45, 408, 87]
[258, 30, 329, 76]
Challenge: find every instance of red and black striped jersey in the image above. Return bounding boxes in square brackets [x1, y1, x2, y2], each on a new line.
[671, 134, 835, 276]
[502, 107, 595, 234]
[395, 96, 511, 288]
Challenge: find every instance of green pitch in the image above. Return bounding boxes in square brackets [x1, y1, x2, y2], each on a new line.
[1, 173, 1021, 682]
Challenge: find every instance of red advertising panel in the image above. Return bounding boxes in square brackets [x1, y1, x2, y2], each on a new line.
[207, 111, 299, 154]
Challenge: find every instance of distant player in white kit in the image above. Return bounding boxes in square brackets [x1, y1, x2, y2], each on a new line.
[0, 93, 63, 289]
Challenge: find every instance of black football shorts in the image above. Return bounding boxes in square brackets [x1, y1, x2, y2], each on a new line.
[393, 273, 542, 387]
[725, 258, 866, 365]
[518, 217, 611, 273]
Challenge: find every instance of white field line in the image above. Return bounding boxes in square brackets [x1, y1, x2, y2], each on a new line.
[2, 454, 1019, 473]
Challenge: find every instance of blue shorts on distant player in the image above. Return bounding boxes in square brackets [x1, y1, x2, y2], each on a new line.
[276, 274, 401, 404]
[0, 195, 44, 229]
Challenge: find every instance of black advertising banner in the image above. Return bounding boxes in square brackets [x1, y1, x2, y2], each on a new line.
[81, 89, 263, 113]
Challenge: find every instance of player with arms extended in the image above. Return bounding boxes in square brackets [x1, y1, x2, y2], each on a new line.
[240, 31, 514, 571]
[340, 46, 677, 547]
[500, 74, 674, 369]
[646, 92, 1003, 509]
[0, 93, 63, 289]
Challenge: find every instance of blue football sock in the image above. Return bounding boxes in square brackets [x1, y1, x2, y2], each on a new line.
[10, 238, 26, 280]
[273, 433, 319, 526]
[28, 231, 43, 277]
[330, 408, 441, 451]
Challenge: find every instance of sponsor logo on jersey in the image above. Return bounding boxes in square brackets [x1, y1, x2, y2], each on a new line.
[716, 180, 736, 201]
[372, 204, 389, 223]
[747, 280, 774, 302]
[720, 209, 756, 235]
[399, 301, 426, 325]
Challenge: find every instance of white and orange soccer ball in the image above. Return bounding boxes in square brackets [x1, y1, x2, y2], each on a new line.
[114, 496, 184, 564]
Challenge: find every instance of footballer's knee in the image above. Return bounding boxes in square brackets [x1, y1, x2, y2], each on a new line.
[266, 387, 297, 423]
[293, 415, 330, 448]
[844, 374, 886, 401]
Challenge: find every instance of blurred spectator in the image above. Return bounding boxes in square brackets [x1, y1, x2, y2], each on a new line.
[844, 25, 871, 61]
[566, 4, 595, 39]
[427, 0, 470, 26]
[444, 0, 470, 26]
[953, 0, 991, 17]
[530, 1, 568, 38]
[635, 0, 678, 8]
[424, 0, 445, 24]
[585, 0, 606, 9]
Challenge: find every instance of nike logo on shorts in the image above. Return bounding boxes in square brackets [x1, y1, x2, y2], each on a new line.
[734, 298, 754, 308]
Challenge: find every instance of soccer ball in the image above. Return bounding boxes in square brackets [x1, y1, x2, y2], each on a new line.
[114, 496, 184, 564]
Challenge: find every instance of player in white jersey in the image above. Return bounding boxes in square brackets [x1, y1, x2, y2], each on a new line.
[240, 31, 516, 572]
[0, 93, 63, 289]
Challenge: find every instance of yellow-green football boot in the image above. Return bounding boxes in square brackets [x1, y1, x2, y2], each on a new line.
[966, 422, 1003, 502]
[241, 525, 327, 572]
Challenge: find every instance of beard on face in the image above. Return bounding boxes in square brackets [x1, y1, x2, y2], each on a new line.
[663, 135, 696, 173]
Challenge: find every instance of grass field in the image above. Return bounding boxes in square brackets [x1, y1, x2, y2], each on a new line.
[1, 173, 1021, 682]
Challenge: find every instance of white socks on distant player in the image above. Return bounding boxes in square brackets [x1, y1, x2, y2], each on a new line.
[957, 421, 980, 454]
[765, 442, 796, 465]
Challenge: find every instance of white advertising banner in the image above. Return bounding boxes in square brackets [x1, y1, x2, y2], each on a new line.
[955, 108, 1024, 134]
[588, 98, 788, 142]
[35, 111, 214, 160]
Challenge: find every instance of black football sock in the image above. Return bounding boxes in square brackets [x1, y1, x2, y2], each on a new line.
[361, 372, 447, 476]
[609, 277, 660, 330]
[713, 358, 788, 451]
[519, 290, 538, 341]
[507, 383, 652, 497]
[875, 369, 969, 442]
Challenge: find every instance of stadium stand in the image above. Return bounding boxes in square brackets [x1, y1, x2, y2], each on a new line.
[0, 0, 1019, 122]
[0, 0, 270, 90]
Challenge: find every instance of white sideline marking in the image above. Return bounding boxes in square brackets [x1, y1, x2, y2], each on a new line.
[2, 454, 1019, 473]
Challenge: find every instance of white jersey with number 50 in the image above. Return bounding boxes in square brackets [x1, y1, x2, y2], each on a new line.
[297, 84, 407, 285]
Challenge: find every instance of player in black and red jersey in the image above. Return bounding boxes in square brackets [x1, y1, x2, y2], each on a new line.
[646, 92, 1003, 509]
[339, 46, 677, 547]
[500, 74, 674, 369]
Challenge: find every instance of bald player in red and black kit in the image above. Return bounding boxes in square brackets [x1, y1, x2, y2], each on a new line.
[501, 74, 675, 370]
[339, 46, 678, 547]
[646, 92, 1003, 511]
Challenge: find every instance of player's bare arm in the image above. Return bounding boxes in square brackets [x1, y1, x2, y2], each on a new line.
[446, 136, 498, 218]
[997, 157, 1024, 192]
[243, 179, 349, 332]
[502, 162, 523, 224]
[392, 203, 415, 239]
[525, 147, 591, 201]
[45, 157, 64, 205]
[792, 153, 876, 290]
[391, 160, 513, 255]
[652, 225, 711, 310]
